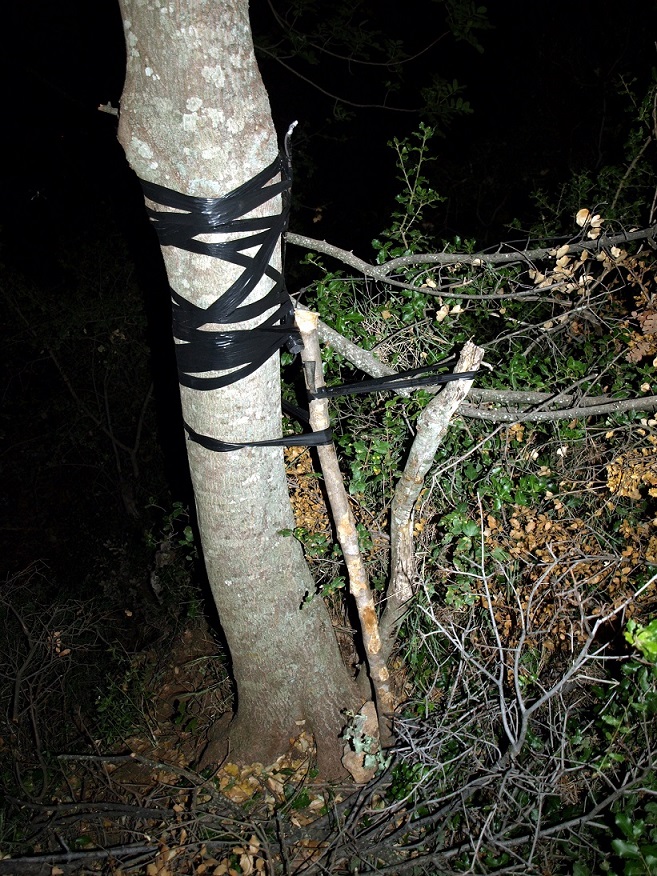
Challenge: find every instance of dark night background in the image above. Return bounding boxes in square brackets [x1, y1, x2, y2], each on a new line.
[1, 0, 656, 584]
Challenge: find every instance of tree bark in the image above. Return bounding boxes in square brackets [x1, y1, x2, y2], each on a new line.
[116, 0, 358, 778]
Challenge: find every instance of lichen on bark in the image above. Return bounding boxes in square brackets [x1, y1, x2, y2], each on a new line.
[117, 0, 359, 778]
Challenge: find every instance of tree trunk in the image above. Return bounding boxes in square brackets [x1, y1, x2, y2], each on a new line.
[116, 0, 359, 778]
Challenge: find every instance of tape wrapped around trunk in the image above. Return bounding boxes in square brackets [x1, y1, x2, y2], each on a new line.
[140, 130, 477, 451]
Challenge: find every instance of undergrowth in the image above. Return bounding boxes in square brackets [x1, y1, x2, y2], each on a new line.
[2, 81, 657, 876]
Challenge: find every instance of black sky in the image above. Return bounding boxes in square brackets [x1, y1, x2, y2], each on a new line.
[2, 0, 656, 259]
[1, 0, 656, 578]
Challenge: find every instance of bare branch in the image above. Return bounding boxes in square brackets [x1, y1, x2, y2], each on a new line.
[611, 134, 653, 212]
[379, 341, 484, 660]
[303, 306, 657, 424]
[296, 309, 395, 744]
[287, 224, 657, 282]
[256, 45, 420, 112]
[263, 0, 447, 69]
[459, 393, 657, 422]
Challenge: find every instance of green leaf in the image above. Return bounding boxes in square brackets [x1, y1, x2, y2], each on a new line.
[611, 839, 641, 859]
[616, 812, 635, 840]
[625, 618, 657, 661]
[291, 789, 311, 810]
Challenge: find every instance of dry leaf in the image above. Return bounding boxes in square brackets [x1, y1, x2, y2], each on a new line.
[435, 304, 449, 323]
[627, 338, 656, 363]
[239, 854, 254, 875]
[637, 310, 657, 334]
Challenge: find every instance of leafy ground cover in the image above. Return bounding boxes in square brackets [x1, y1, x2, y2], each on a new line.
[2, 87, 657, 875]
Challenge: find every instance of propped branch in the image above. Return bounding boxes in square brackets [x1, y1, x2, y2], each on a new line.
[296, 309, 657, 423]
[378, 341, 485, 661]
[295, 309, 395, 747]
[287, 224, 657, 281]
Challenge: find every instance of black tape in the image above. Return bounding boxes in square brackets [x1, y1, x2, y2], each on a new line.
[141, 149, 302, 392]
[184, 420, 333, 453]
[313, 363, 479, 399]
[140, 126, 320, 451]
[182, 398, 332, 452]
[139, 130, 478, 453]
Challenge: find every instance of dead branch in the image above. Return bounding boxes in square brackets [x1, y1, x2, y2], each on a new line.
[287, 224, 657, 283]
[300, 307, 657, 424]
[378, 341, 484, 661]
[460, 393, 657, 422]
[296, 309, 395, 743]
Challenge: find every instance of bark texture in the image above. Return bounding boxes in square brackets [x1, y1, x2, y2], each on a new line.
[117, 0, 358, 777]
[379, 341, 485, 660]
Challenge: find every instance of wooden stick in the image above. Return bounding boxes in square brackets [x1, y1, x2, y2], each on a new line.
[295, 309, 395, 739]
[378, 339, 485, 661]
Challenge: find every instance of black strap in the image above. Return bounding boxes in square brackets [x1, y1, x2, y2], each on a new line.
[140, 149, 303, 393]
[184, 420, 333, 453]
[140, 127, 478, 452]
[139, 127, 323, 452]
[313, 363, 479, 399]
